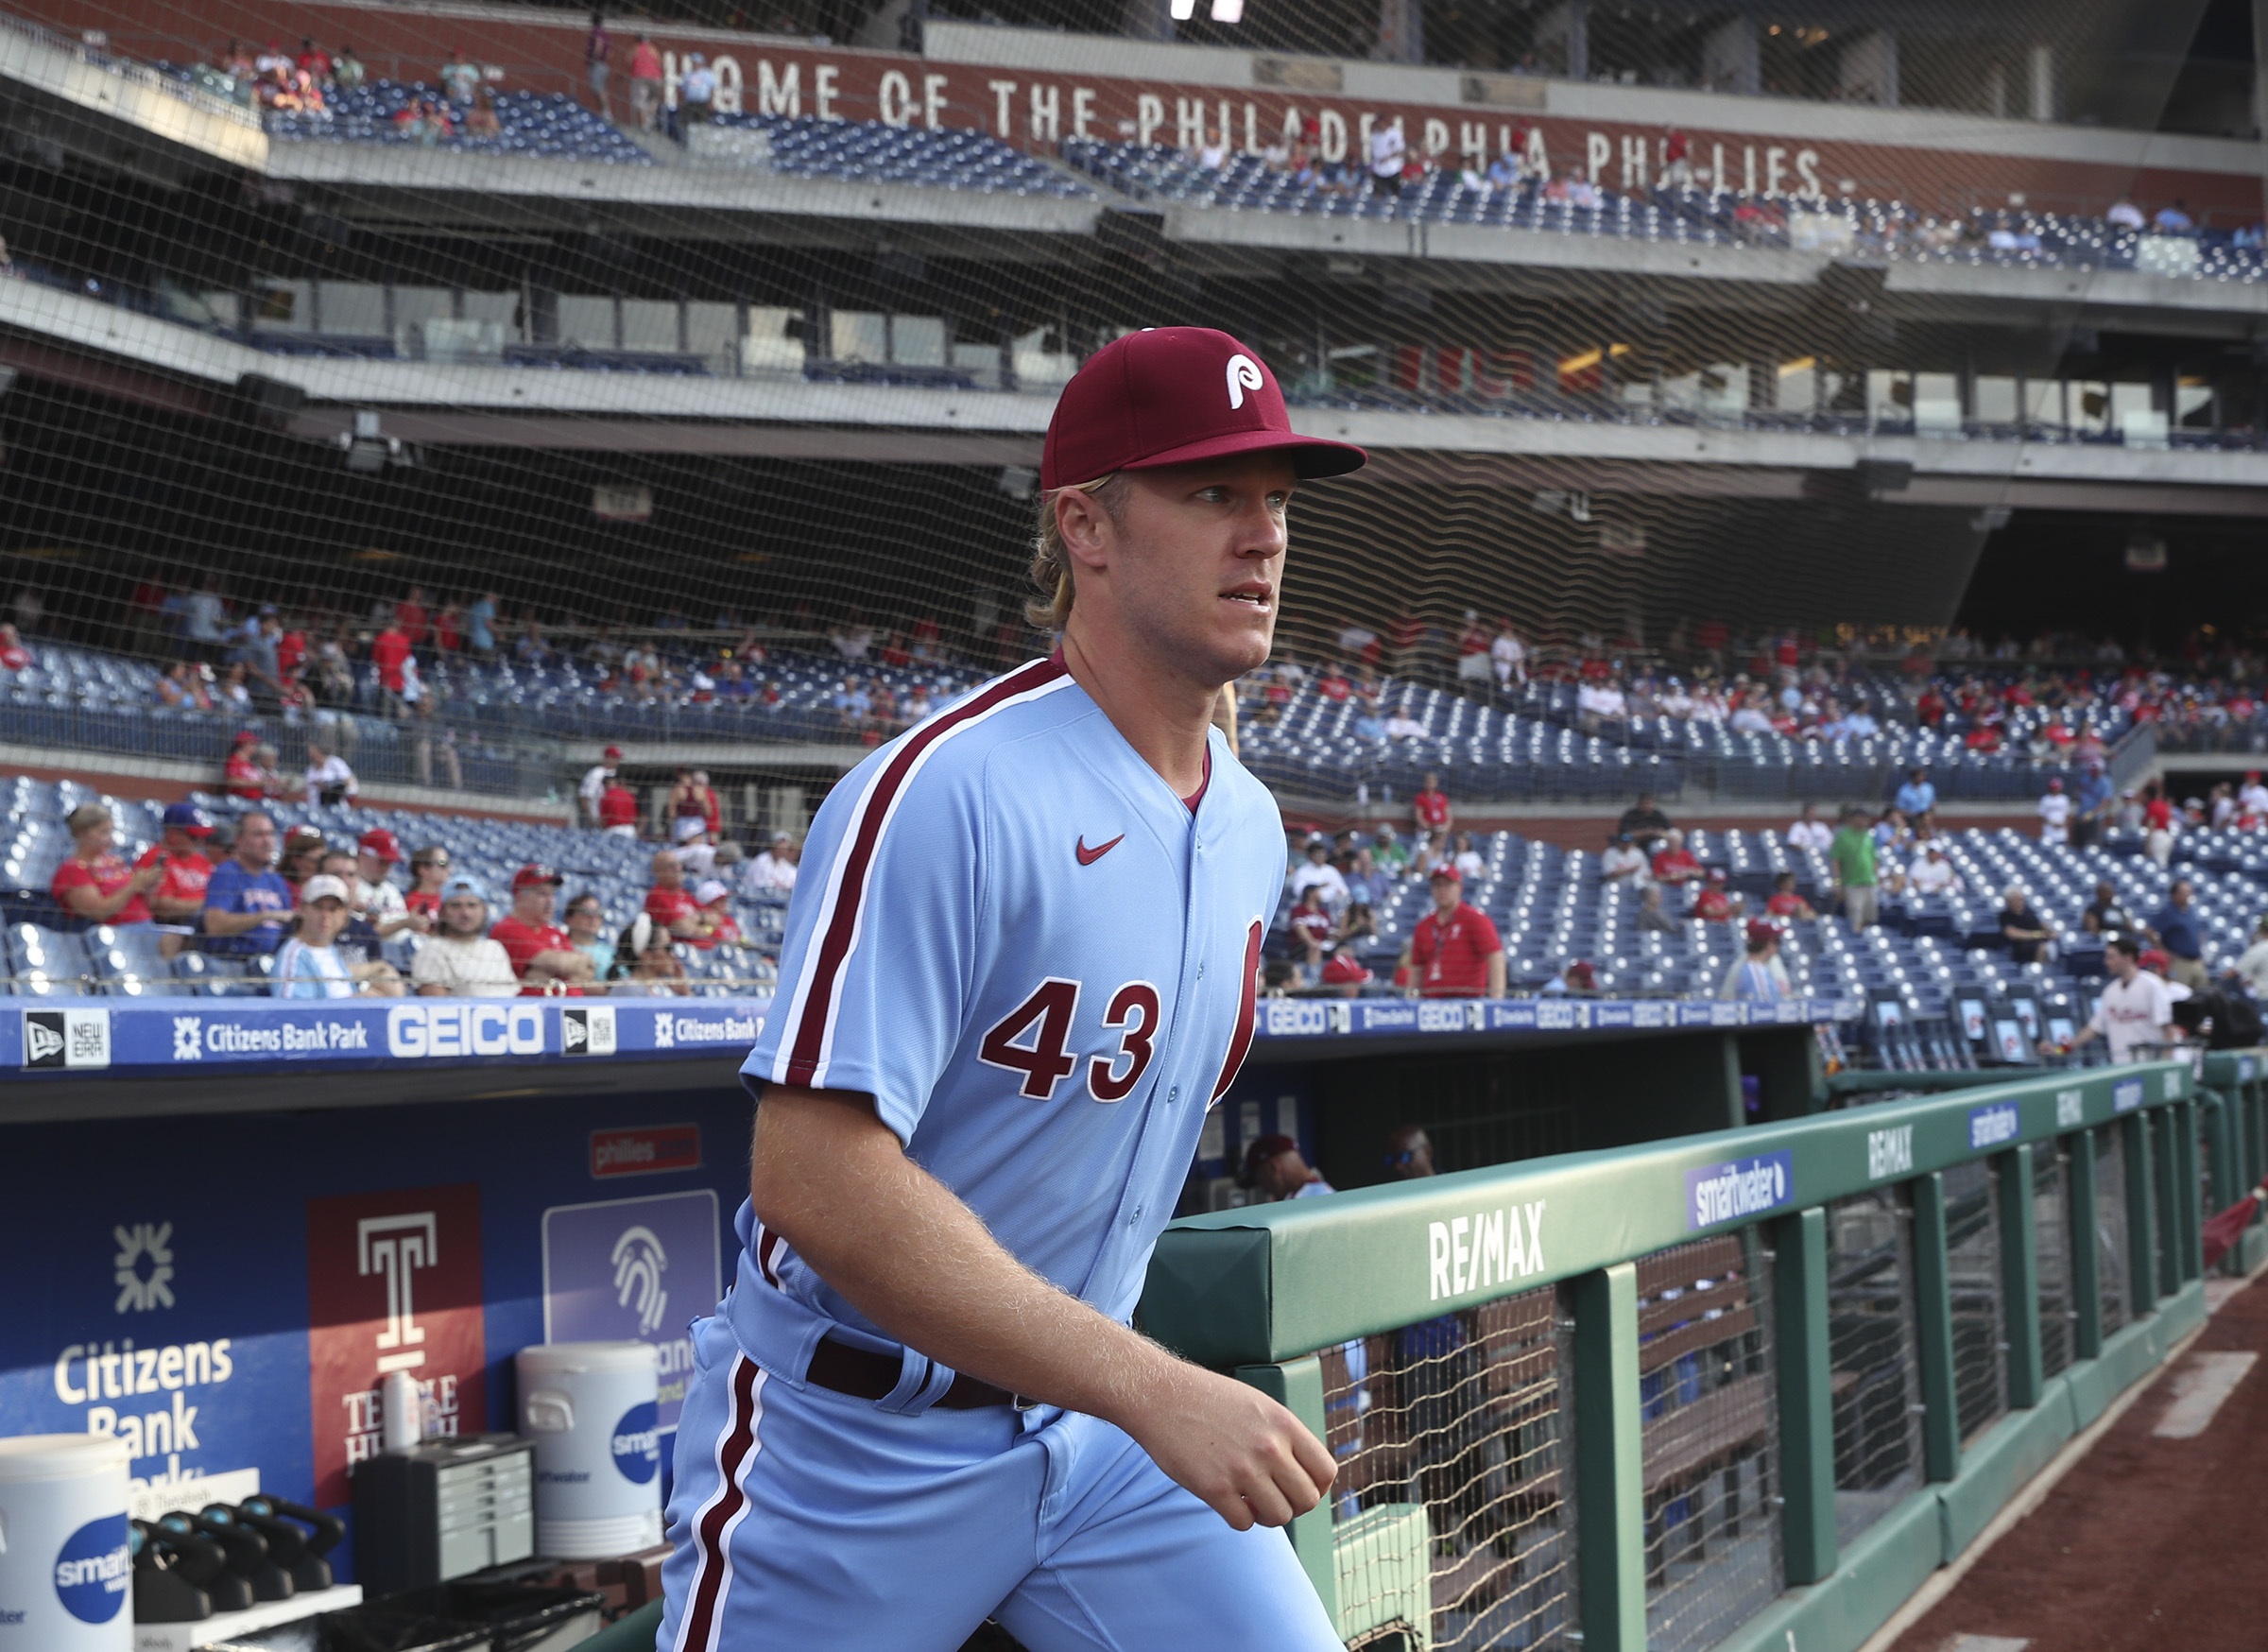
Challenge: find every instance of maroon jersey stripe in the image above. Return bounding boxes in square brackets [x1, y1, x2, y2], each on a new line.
[781, 657, 1068, 1088]
[675, 1354, 762, 1652]
[1210, 918, 1263, 1102]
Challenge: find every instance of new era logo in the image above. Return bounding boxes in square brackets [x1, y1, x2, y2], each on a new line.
[24, 1007, 111, 1070]
[561, 1006, 618, 1057]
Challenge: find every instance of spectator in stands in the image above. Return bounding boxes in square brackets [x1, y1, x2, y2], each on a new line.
[2073, 761, 2114, 848]
[1692, 868, 1742, 922]
[1447, 832, 1485, 883]
[1601, 831, 1651, 888]
[644, 848, 707, 940]
[1576, 675, 1628, 738]
[404, 845, 451, 921]
[2142, 781, 2176, 867]
[564, 891, 614, 975]
[610, 913, 692, 996]
[2154, 199, 2195, 232]
[304, 740, 356, 807]
[1542, 958, 1597, 993]
[1369, 824, 1410, 880]
[585, 9, 612, 120]
[2229, 920, 2268, 999]
[411, 875, 521, 997]
[1288, 837, 1349, 909]
[1635, 885, 1680, 932]
[1288, 886, 1335, 982]
[201, 811, 293, 956]
[491, 864, 594, 993]
[2149, 877, 2208, 989]
[2036, 778, 2073, 845]
[694, 880, 740, 949]
[1617, 793, 1671, 850]
[1907, 841, 1961, 897]
[746, 832, 800, 896]
[2000, 886, 2054, 964]
[2107, 198, 2146, 229]
[1763, 872, 1815, 921]
[465, 87, 503, 138]
[679, 53, 717, 127]
[468, 591, 499, 660]
[277, 825, 326, 897]
[274, 874, 400, 998]
[353, 827, 425, 938]
[1786, 802, 1831, 853]
[1829, 806, 1878, 932]
[1368, 118, 1405, 198]
[1894, 766, 1936, 822]
[1401, 864, 1505, 999]
[2082, 880, 2135, 938]
[0, 622, 28, 672]
[628, 34, 663, 129]
[2055, 936, 2174, 1063]
[673, 817, 719, 882]
[1721, 920, 1791, 1002]
[597, 770, 639, 837]
[1381, 705, 1428, 740]
[136, 801, 215, 958]
[1490, 623, 1525, 694]
[439, 51, 479, 103]
[1649, 827, 1702, 896]
[51, 803, 160, 928]
[580, 745, 622, 828]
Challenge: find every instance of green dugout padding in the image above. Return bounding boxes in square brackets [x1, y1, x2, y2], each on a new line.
[1137, 1056, 2244, 1652]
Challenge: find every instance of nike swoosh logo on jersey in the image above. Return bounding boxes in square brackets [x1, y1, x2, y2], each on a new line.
[1075, 834, 1125, 866]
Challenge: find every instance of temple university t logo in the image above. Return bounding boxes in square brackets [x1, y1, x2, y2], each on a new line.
[359, 1212, 438, 1373]
[1225, 353, 1263, 409]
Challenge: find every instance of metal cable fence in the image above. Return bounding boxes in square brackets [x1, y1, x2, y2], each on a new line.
[2034, 1147, 2074, 1381]
[2096, 1130, 2132, 1335]
[1824, 1190, 1924, 1549]
[1320, 1282, 1576, 1652]
[1637, 1232, 1782, 1652]
[1941, 1160, 2008, 1446]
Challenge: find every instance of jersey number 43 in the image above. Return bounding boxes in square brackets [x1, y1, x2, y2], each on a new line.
[978, 978, 1161, 1104]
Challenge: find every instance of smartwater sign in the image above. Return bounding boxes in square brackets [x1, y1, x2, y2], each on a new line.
[1686, 1152, 1795, 1230]
[1967, 1102, 2021, 1151]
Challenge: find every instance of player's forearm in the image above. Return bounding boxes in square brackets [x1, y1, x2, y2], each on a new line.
[750, 1086, 1182, 1425]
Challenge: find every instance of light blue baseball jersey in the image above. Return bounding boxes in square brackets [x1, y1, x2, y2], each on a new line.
[737, 655, 1282, 1337]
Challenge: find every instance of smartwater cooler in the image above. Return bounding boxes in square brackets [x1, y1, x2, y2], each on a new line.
[516, 1341, 662, 1558]
[0, 1434, 132, 1650]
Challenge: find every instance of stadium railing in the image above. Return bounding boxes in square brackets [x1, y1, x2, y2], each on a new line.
[1141, 1057, 2238, 1652]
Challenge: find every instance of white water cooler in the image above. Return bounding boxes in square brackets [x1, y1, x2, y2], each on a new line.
[0, 1434, 132, 1650]
[516, 1341, 663, 1558]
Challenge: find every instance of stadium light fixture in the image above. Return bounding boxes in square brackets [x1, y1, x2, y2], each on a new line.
[1210, 0, 1245, 19]
[1170, 0, 1197, 20]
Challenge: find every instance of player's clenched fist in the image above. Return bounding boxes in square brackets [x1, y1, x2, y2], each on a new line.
[1124, 1363, 1336, 1531]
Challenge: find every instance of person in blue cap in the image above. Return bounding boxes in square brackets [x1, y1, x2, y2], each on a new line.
[138, 800, 217, 959]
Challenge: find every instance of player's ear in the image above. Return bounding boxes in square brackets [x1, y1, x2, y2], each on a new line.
[1054, 485, 1114, 573]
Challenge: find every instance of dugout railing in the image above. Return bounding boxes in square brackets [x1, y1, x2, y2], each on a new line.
[1141, 1058, 2224, 1652]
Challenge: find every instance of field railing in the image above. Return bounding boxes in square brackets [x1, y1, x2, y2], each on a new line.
[1142, 1057, 2224, 1652]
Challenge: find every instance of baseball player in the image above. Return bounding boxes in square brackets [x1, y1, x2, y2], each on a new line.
[659, 328, 1365, 1652]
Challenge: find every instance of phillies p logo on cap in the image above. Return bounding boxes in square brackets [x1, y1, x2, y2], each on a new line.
[1040, 328, 1366, 490]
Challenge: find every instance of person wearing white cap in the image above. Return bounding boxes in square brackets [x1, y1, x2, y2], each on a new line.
[674, 812, 718, 881]
[694, 877, 742, 949]
[410, 875, 519, 997]
[274, 874, 404, 997]
[580, 744, 623, 828]
[745, 831, 800, 897]
[2036, 777, 2072, 845]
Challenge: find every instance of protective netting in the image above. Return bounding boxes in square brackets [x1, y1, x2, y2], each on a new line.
[1825, 1189, 1924, 1547]
[2096, 1127, 2133, 1335]
[2034, 1146, 2074, 1380]
[1636, 1232, 1782, 1652]
[1320, 1282, 1575, 1652]
[0, 0, 2237, 812]
[1940, 1160, 2007, 1446]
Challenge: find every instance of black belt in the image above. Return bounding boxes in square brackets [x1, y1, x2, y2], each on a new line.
[805, 1334, 1026, 1410]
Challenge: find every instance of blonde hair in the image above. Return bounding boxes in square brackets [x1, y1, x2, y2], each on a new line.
[1027, 474, 1129, 630]
[64, 804, 111, 837]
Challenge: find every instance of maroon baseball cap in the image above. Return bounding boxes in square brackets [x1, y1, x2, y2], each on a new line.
[1040, 328, 1366, 490]
[511, 862, 562, 891]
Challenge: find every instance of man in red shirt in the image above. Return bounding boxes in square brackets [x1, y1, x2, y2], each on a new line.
[1650, 827, 1702, 892]
[370, 615, 412, 712]
[1763, 872, 1816, 921]
[1692, 868, 1741, 922]
[598, 777, 640, 836]
[1412, 771, 1452, 840]
[1401, 864, 1505, 998]
[224, 731, 266, 800]
[0, 622, 30, 671]
[694, 878, 742, 950]
[137, 801, 216, 957]
[395, 586, 430, 653]
[489, 864, 594, 994]
[644, 849, 705, 940]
